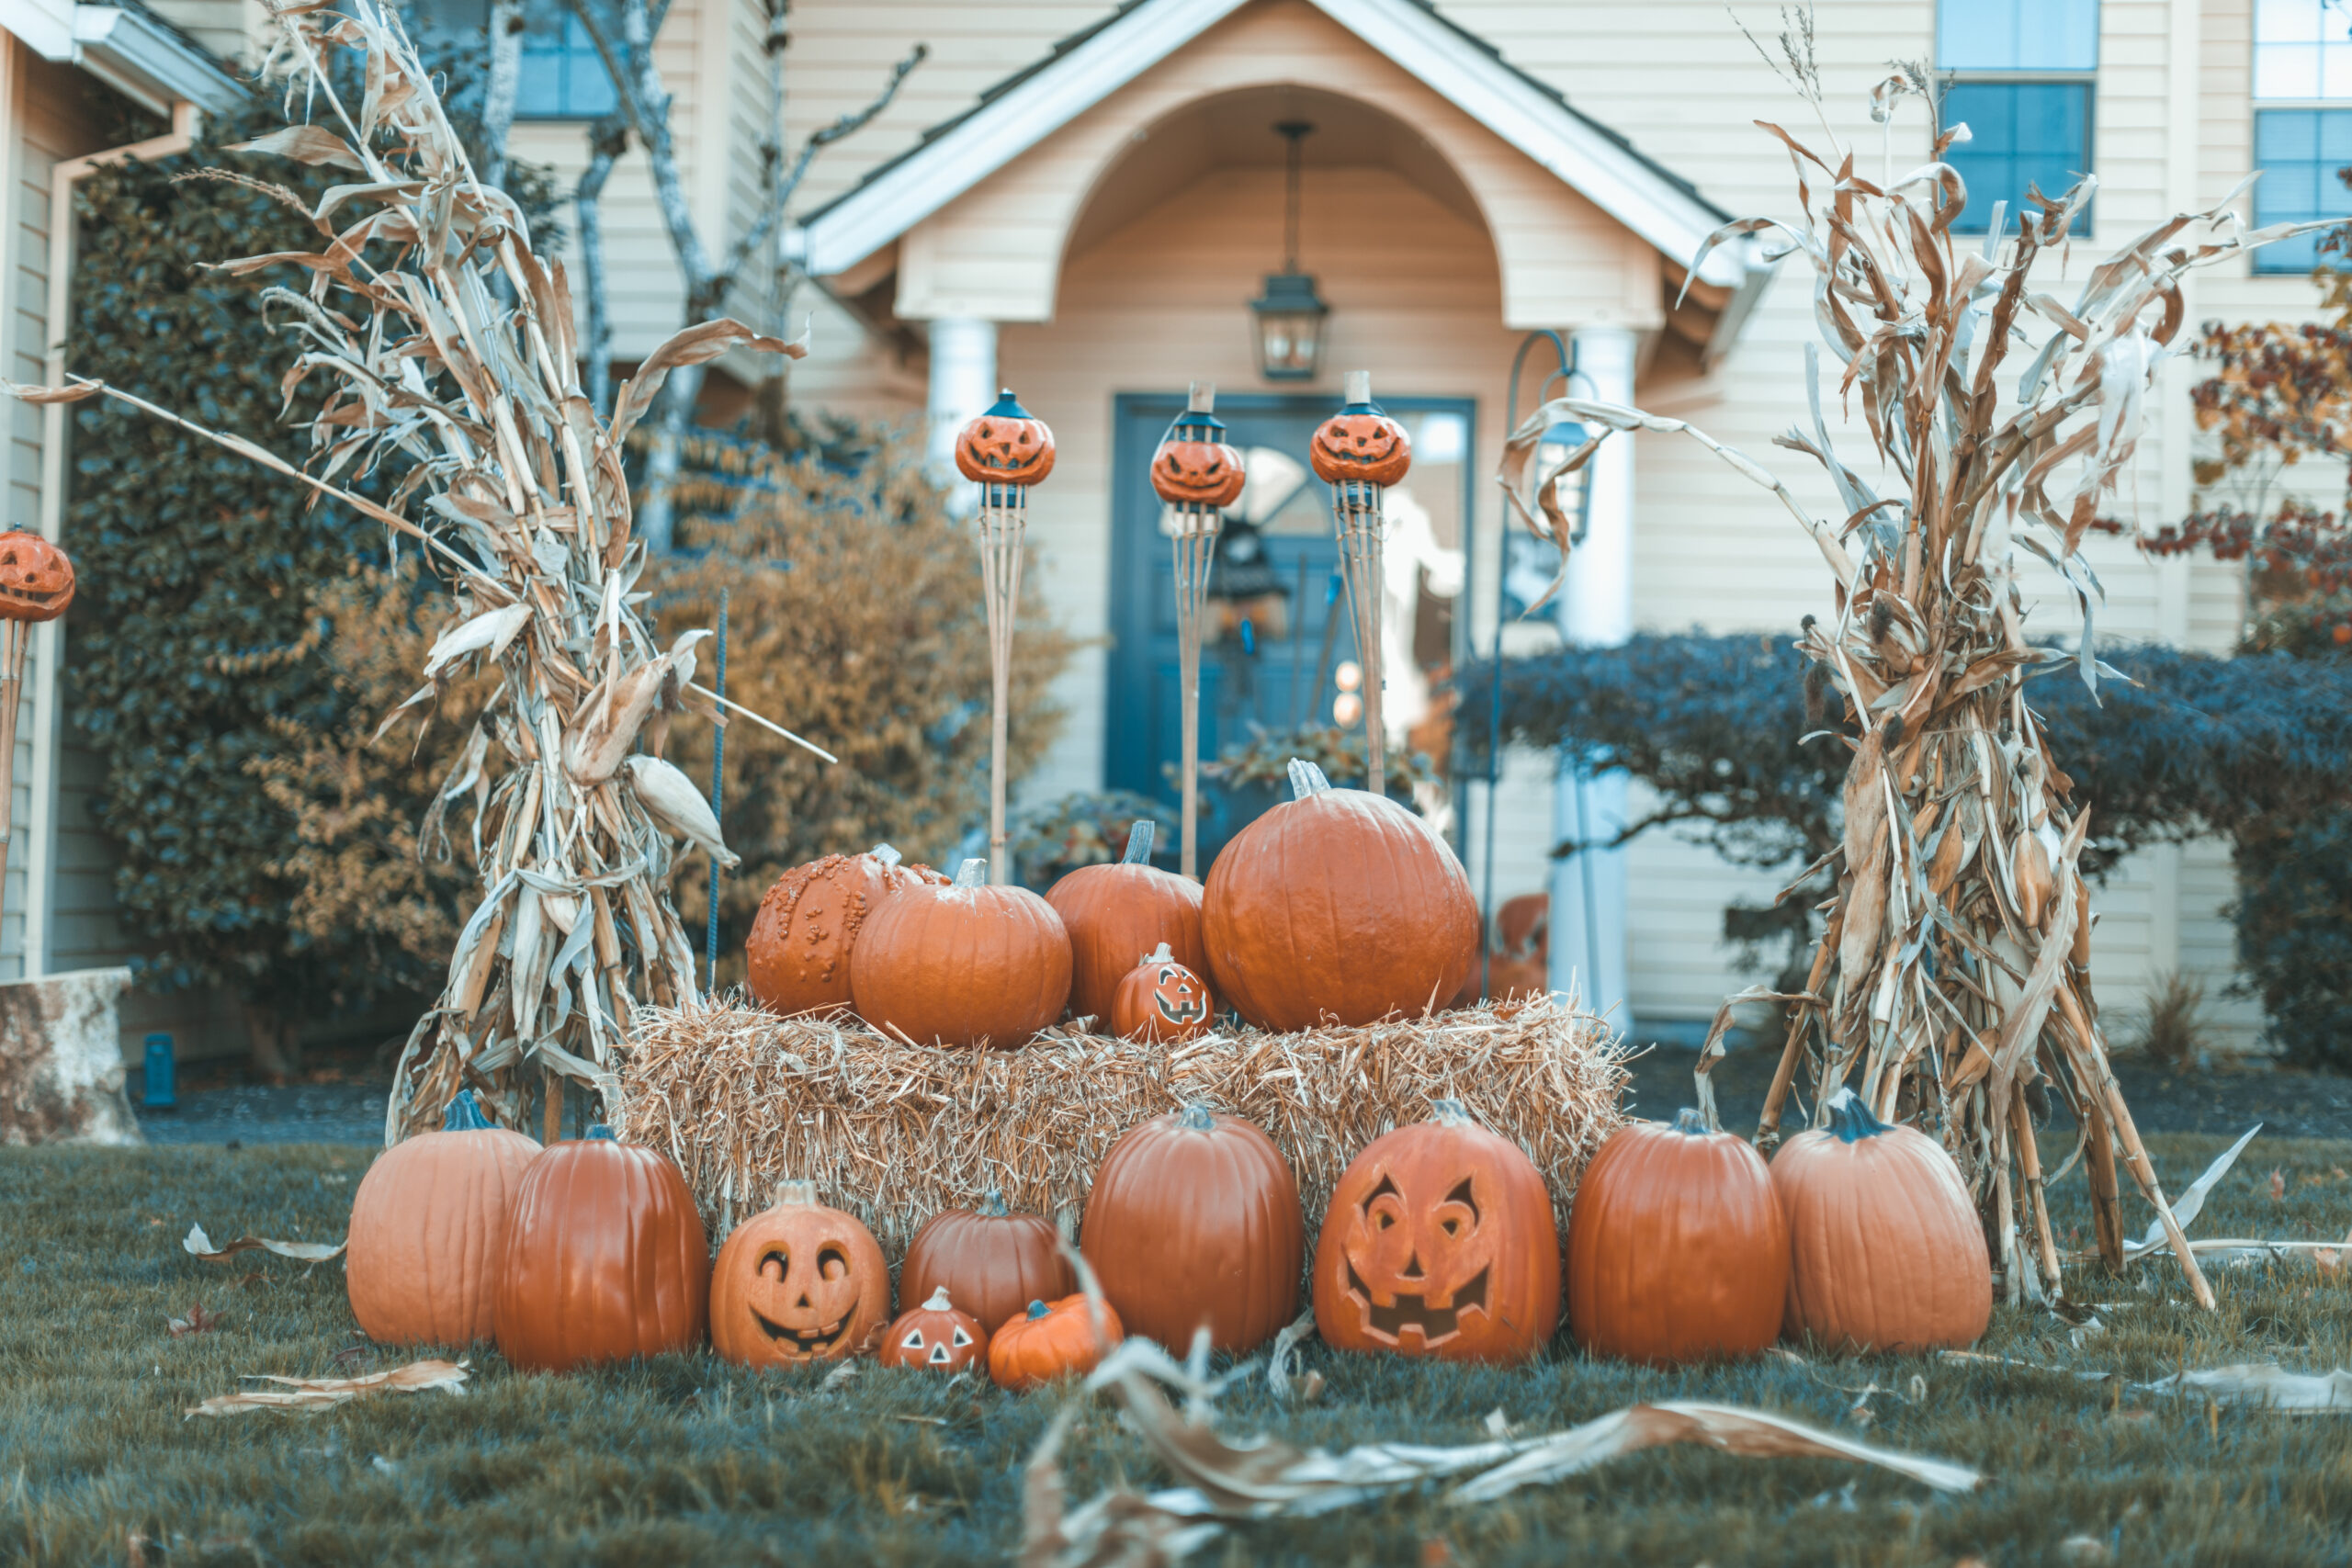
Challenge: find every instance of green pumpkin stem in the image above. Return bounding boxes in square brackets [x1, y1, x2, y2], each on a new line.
[443, 1089, 493, 1133]
[979, 1188, 1009, 1217]
[1430, 1098, 1473, 1127]
[1174, 1103, 1217, 1132]
[1122, 820, 1156, 864]
[585, 1123, 616, 1141]
[1672, 1107, 1711, 1135]
[1822, 1087, 1890, 1144]
[1287, 758, 1333, 802]
[1027, 1300, 1050, 1321]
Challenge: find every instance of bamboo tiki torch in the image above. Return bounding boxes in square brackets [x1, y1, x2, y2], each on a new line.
[0, 532, 74, 956]
[1311, 371, 1411, 796]
[954, 391, 1056, 886]
[1151, 383, 1247, 878]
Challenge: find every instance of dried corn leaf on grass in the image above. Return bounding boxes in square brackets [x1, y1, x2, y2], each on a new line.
[1496, 93, 2335, 1310]
[611, 995, 1627, 1254]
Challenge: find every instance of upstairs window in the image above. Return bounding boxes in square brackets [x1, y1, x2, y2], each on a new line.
[2251, 0, 2352, 273]
[1937, 0, 2099, 235]
[407, 0, 618, 121]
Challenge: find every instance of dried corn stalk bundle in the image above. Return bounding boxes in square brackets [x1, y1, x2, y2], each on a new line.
[1501, 105, 2332, 1309]
[612, 994, 1627, 1252]
[4, 0, 808, 1143]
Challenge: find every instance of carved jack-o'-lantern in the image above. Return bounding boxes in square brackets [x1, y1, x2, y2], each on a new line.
[1312, 1100, 1559, 1363]
[0, 532, 74, 622]
[1151, 401, 1246, 511]
[878, 1286, 989, 1372]
[954, 390, 1056, 487]
[708, 1180, 891, 1368]
[1110, 942, 1213, 1044]
[1309, 406, 1412, 489]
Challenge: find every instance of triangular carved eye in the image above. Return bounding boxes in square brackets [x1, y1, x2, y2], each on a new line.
[950, 1326, 974, 1348]
[900, 1328, 927, 1349]
[928, 1342, 953, 1364]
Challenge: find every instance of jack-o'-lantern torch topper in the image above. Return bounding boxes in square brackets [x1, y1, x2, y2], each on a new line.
[1153, 383, 1248, 878]
[956, 391, 1056, 887]
[0, 530, 73, 964]
[1312, 371, 1411, 796]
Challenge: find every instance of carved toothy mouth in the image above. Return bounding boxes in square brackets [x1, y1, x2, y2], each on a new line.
[752, 1307, 854, 1354]
[1344, 1259, 1488, 1345]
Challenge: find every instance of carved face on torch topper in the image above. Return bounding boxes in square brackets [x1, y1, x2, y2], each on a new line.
[1309, 408, 1412, 488]
[0, 531, 75, 622]
[954, 390, 1057, 487]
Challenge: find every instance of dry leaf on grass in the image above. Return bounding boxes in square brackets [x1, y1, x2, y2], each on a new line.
[183, 1224, 345, 1265]
[2142, 1364, 2352, 1413]
[185, 1358, 469, 1419]
[166, 1303, 227, 1337]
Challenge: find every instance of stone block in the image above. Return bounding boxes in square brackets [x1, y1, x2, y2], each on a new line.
[0, 966, 142, 1145]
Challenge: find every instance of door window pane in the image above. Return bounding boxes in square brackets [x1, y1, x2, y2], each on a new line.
[2253, 108, 2352, 270]
[1938, 0, 2098, 72]
[1942, 83, 2095, 233]
[2255, 0, 2352, 100]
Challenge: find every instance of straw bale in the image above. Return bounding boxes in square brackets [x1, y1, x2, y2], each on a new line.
[612, 995, 1627, 1257]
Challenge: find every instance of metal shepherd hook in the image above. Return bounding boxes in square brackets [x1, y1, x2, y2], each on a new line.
[1150, 383, 1247, 877]
[1311, 371, 1412, 796]
[955, 391, 1057, 885]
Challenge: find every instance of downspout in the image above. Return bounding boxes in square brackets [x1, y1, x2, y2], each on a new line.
[26, 98, 198, 977]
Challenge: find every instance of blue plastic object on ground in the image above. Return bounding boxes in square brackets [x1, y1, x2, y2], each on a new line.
[141, 1032, 175, 1111]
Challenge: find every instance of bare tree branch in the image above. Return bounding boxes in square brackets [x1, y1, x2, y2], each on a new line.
[478, 0, 525, 191]
[575, 112, 628, 414]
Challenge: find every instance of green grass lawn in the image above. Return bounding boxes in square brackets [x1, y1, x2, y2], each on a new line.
[4, 1134, 2351, 1567]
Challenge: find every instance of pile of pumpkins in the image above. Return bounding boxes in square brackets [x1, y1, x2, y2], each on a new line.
[346, 1080, 1991, 1381]
[743, 761, 1484, 1048]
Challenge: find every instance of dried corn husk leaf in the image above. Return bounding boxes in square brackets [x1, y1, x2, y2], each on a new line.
[183, 1224, 346, 1264]
[185, 1358, 469, 1418]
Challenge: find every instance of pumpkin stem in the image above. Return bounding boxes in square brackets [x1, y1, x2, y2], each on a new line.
[869, 842, 903, 868]
[923, 1286, 955, 1312]
[1429, 1098, 1473, 1127]
[442, 1089, 493, 1133]
[1287, 758, 1332, 801]
[1173, 1103, 1217, 1132]
[774, 1179, 821, 1206]
[954, 858, 987, 888]
[1822, 1087, 1891, 1144]
[1027, 1300, 1051, 1320]
[585, 1123, 616, 1141]
[1139, 942, 1175, 967]
[1672, 1107, 1712, 1136]
[1122, 819, 1156, 864]
[979, 1188, 1010, 1217]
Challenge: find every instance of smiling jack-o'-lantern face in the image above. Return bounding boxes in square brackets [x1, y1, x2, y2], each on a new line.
[709, 1181, 891, 1368]
[1152, 439, 1246, 509]
[955, 391, 1056, 486]
[1309, 409, 1412, 488]
[1110, 942, 1213, 1044]
[1312, 1100, 1560, 1363]
[0, 531, 74, 623]
[877, 1286, 989, 1372]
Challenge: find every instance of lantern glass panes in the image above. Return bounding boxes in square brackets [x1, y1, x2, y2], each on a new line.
[1535, 418, 1595, 546]
[1250, 273, 1329, 382]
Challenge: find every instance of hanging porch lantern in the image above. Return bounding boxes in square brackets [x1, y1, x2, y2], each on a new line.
[956, 389, 1056, 886]
[1153, 382, 1248, 877]
[1310, 370, 1411, 796]
[1250, 121, 1329, 382]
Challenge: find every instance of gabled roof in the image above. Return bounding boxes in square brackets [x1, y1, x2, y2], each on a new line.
[797, 0, 1756, 293]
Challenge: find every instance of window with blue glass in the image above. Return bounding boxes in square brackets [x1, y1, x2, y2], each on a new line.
[407, 0, 618, 121]
[2252, 0, 2352, 274]
[1936, 0, 2098, 235]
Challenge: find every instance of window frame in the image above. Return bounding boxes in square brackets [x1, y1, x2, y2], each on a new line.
[2248, 1, 2352, 273]
[512, 6, 620, 123]
[1933, 73, 2099, 235]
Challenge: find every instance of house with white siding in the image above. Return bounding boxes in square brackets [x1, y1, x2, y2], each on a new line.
[2, 0, 2338, 1060]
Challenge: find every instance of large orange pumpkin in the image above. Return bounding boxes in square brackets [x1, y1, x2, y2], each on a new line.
[988, 1294, 1124, 1391]
[1110, 943, 1213, 1044]
[1566, 1109, 1789, 1365]
[1313, 1100, 1558, 1363]
[850, 859, 1072, 1048]
[1770, 1089, 1992, 1354]
[0, 531, 74, 622]
[899, 1189, 1073, 1336]
[744, 846, 943, 1017]
[346, 1089, 540, 1346]
[709, 1180, 891, 1368]
[1045, 820, 1210, 1025]
[1203, 761, 1477, 1031]
[492, 1126, 710, 1371]
[1080, 1106, 1302, 1354]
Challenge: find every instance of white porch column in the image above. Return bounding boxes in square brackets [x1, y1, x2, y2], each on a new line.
[1549, 324, 1636, 1027]
[924, 317, 999, 506]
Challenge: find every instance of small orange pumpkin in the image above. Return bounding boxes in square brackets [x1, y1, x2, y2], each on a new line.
[1110, 942, 1214, 1043]
[1566, 1108, 1789, 1366]
[0, 531, 74, 622]
[955, 390, 1055, 487]
[708, 1180, 892, 1368]
[878, 1286, 989, 1372]
[346, 1089, 540, 1346]
[1313, 1100, 1558, 1364]
[988, 1294, 1125, 1391]
[1771, 1089, 1992, 1354]
[849, 859, 1073, 1049]
[1309, 399, 1411, 488]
